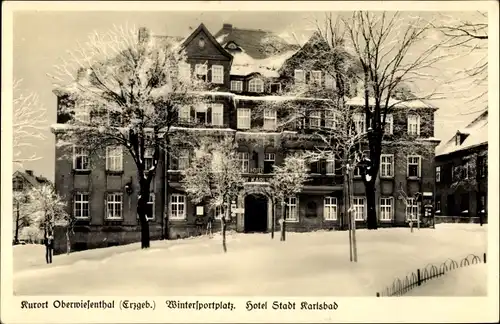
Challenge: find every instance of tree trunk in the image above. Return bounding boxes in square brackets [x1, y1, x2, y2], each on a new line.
[221, 217, 227, 253]
[271, 200, 275, 239]
[15, 202, 20, 244]
[365, 179, 378, 230]
[345, 172, 352, 262]
[164, 145, 171, 240]
[280, 202, 286, 242]
[66, 229, 71, 255]
[349, 171, 358, 262]
[137, 182, 151, 249]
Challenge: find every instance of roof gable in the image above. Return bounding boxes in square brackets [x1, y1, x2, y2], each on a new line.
[181, 23, 233, 60]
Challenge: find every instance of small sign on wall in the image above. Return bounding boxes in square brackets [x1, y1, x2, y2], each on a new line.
[196, 206, 204, 216]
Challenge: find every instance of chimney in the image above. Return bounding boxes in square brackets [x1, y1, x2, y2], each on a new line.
[222, 23, 233, 30]
[138, 27, 150, 43]
[25, 170, 33, 176]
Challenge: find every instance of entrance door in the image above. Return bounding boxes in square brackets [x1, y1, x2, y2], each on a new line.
[244, 194, 268, 233]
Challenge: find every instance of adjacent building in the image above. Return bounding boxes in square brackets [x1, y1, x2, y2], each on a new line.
[434, 110, 488, 223]
[51, 23, 440, 253]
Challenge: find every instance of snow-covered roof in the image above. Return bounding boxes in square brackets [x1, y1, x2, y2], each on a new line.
[229, 48, 297, 78]
[346, 96, 436, 109]
[436, 110, 488, 156]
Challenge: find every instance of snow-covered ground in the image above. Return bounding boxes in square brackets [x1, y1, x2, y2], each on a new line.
[13, 224, 487, 296]
[405, 263, 487, 296]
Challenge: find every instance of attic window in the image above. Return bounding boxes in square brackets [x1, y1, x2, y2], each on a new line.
[198, 37, 206, 48]
[226, 42, 239, 50]
[249, 79, 264, 93]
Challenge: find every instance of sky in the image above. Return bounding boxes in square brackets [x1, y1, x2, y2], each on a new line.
[12, 10, 488, 181]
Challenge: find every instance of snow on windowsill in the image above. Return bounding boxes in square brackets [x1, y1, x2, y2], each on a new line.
[435, 210, 441, 214]
[461, 210, 469, 213]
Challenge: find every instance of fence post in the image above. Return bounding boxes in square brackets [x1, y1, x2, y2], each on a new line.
[483, 253, 486, 263]
[417, 269, 421, 286]
[376, 292, 380, 297]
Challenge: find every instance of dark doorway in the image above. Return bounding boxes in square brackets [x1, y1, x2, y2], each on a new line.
[244, 194, 268, 233]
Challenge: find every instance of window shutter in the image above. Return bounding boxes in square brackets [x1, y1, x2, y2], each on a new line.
[320, 159, 327, 175]
[206, 105, 212, 124]
[418, 157, 422, 177]
[417, 116, 421, 135]
[189, 106, 195, 121]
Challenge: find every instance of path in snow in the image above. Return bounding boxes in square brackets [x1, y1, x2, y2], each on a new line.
[13, 225, 487, 296]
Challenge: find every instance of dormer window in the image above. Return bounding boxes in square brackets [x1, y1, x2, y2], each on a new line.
[249, 78, 264, 93]
[226, 42, 240, 50]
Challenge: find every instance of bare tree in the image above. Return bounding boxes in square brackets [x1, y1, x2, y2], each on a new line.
[13, 79, 46, 166]
[13, 190, 31, 244]
[340, 11, 446, 229]
[48, 25, 208, 248]
[181, 135, 245, 253]
[432, 11, 488, 110]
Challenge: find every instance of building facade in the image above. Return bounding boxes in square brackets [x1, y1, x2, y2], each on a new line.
[434, 110, 488, 223]
[51, 23, 440, 254]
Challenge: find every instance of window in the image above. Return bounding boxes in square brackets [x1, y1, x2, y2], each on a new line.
[108, 107, 123, 127]
[435, 198, 441, 213]
[231, 80, 243, 92]
[264, 153, 275, 174]
[463, 160, 473, 179]
[144, 148, 154, 171]
[477, 155, 487, 178]
[73, 146, 89, 170]
[179, 105, 191, 122]
[353, 166, 362, 177]
[407, 114, 421, 135]
[380, 197, 393, 221]
[382, 114, 393, 135]
[353, 113, 366, 134]
[211, 65, 224, 84]
[270, 83, 281, 94]
[74, 193, 89, 219]
[310, 71, 322, 85]
[75, 100, 91, 123]
[326, 157, 335, 175]
[195, 103, 207, 124]
[406, 198, 419, 221]
[237, 108, 251, 129]
[178, 63, 191, 81]
[325, 73, 335, 89]
[170, 194, 186, 220]
[285, 197, 298, 222]
[214, 205, 224, 220]
[263, 109, 277, 130]
[478, 193, 486, 213]
[195, 63, 208, 81]
[294, 69, 305, 83]
[249, 79, 264, 93]
[325, 110, 337, 129]
[238, 152, 250, 173]
[211, 104, 224, 126]
[178, 150, 190, 170]
[106, 146, 123, 172]
[407, 155, 421, 178]
[106, 193, 123, 220]
[436, 166, 441, 183]
[309, 111, 321, 128]
[353, 197, 365, 221]
[324, 197, 337, 220]
[13, 178, 23, 191]
[146, 194, 155, 220]
[380, 154, 394, 178]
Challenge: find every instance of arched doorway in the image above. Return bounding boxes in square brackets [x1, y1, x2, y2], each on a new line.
[244, 194, 268, 233]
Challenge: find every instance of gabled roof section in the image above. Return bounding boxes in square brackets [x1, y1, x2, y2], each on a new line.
[13, 170, 42, 187]
[437, 109, 488, 156]
[181, 23, 233, 60]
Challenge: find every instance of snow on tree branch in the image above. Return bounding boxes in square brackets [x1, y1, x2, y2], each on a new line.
[13, 79, 47, 166]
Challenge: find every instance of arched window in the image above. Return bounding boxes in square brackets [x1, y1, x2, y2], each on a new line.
[248, 78, 264, 93]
